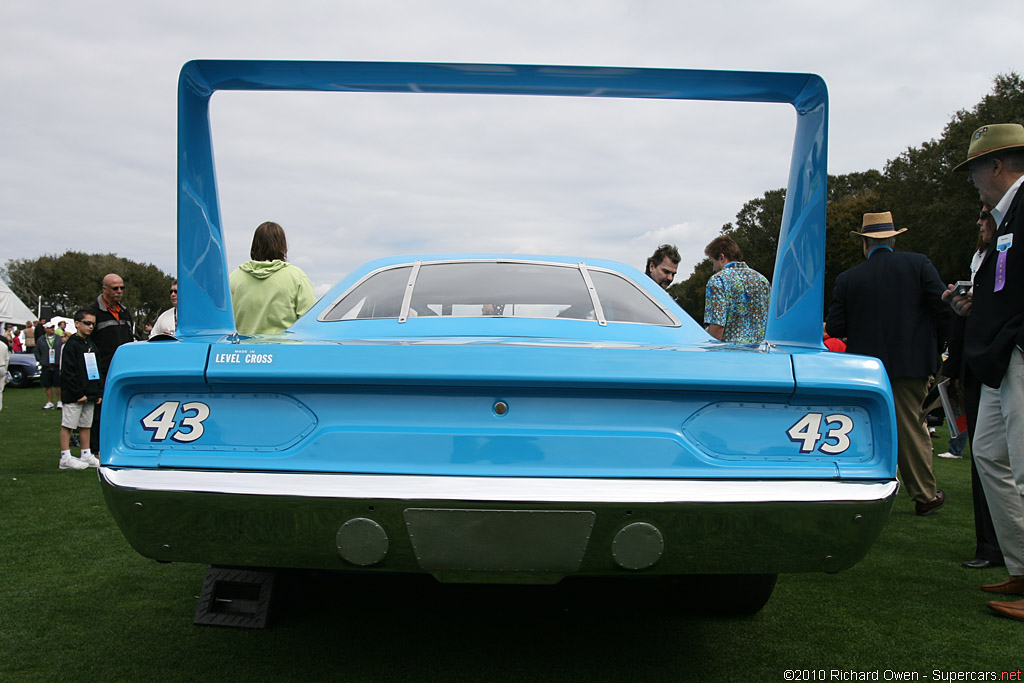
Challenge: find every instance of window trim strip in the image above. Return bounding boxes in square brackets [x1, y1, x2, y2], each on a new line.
[577, 262, 607, 326]
[397, 260, 422, 323]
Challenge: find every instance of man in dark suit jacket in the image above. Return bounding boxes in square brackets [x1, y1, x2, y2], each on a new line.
[948, 123, 1024, 621]
[826, 211, 949, 516]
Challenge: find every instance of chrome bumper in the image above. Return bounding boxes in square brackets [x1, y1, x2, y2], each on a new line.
[100, 468, 898, 580]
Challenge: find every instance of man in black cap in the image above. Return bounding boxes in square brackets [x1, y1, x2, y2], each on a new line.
[826, 211, 949, 516]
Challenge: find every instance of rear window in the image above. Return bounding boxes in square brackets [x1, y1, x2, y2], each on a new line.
[321, 261, 676, 325]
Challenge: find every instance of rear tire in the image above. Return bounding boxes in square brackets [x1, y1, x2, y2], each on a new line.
[668, 573, 777, 616]
[7, 367, 26, 388]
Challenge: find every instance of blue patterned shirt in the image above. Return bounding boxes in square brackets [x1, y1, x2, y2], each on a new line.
[703, 261, 771, 343]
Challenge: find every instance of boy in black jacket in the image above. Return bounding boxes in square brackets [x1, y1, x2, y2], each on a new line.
[59, 310, 102, 470]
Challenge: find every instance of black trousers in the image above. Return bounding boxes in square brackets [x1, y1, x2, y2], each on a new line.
[964, 371, 1003, 563]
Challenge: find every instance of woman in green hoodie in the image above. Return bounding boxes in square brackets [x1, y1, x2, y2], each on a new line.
[229, 221, 315, 335]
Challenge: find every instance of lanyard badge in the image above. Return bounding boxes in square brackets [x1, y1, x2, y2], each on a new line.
[994, 233, 1012, 293]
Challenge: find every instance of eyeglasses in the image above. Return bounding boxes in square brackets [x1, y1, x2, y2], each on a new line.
[78, 320, 95, 327]
[107, 285, 125, 291]
[170, 289, 178, 294]
[979, 210, 991, 220]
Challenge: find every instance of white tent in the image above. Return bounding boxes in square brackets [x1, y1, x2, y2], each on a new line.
[0, 279, 36, 325]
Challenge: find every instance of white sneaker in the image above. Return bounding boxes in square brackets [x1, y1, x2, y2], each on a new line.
[936, 452, 963, 459]
[59, 455, 89, 470]
[43, 402, 54, 410]
[80, 453, 100, 468]
[56, 401, 63, 408]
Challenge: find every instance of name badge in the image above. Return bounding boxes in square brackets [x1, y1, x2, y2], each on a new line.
[84, 352, 100, 380]
[49, 349, 56, 364]
[997, 233, 1013, 252]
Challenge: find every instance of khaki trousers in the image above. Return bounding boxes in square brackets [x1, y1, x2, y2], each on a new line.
[892, 376, 937, 504]
[974, 349, 1024, 575]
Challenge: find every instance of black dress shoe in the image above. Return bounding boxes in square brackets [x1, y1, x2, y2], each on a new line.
[963, 557, 1005, 569]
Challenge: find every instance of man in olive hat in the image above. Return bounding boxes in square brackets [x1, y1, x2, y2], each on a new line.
[826, 211, 949, 516]
[947, 123, 1024, 621]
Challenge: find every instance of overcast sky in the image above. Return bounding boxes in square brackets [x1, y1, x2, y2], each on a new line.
[2, 0, 1020, 298]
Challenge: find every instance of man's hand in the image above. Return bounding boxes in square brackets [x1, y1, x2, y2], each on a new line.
[943, 283, 972, 317]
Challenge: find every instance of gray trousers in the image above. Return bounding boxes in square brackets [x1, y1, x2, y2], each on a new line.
[974, 348, 1024, 576]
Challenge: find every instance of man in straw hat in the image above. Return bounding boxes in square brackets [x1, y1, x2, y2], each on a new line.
[827, 211, 949, 516]
[947, 123, 1024, 621]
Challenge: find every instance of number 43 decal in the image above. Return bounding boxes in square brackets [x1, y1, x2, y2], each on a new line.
[786, 413, 854, 454]
[141, 401, 211, 442]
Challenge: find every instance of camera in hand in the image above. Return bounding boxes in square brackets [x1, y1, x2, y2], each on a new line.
[953, 280, 973, 296]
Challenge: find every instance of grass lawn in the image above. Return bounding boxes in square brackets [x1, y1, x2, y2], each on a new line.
[1, 382, 1019, 682]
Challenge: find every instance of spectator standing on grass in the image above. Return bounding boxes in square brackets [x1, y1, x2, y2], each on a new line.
[938, 204, 997, 461]
[826, 211, 949, 517]
[939, 204, 1002, 570]
[0, 335, 9, 413]
[58, 310, 102, 471]
[230, 221, 315, 335]
[24, 320, 36, 354]
[35, 322, 62, 410]
[946, 124, 1024, 621]
[702, 235, 771, 343]
[87, 273, 135, 455]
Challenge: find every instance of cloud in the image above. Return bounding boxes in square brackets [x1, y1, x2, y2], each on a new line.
[1, 0, 1020, 302]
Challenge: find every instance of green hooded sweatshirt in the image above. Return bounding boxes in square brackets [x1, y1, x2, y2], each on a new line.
[229, 260, 315, 335]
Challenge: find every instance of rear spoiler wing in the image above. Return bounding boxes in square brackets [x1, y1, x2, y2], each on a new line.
[177, 60, 828, 346]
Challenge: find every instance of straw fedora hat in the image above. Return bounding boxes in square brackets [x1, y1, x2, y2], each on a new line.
[850, 211, 907, 238]
[952, 123, 1024, 172]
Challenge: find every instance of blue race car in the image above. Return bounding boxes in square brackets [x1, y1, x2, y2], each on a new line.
[99, 61, 898, 620]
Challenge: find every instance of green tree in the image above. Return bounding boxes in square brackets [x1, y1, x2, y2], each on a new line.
[1, 252, 174, 333]
[880, 72, 1024, 283]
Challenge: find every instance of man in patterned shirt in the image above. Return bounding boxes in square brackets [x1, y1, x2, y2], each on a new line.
[702, 236, 771, 343]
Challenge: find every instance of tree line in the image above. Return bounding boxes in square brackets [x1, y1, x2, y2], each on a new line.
[670, 72, 1024, 324]
[1, 252, 174, 331]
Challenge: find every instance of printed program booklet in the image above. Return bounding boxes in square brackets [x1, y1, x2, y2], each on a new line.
[937, 378, 968, 438]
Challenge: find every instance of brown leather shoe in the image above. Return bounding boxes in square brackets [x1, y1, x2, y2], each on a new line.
[981, 576, 1024, 594]
[987, 598, 1024, 620]
[915, 490, 945, 516]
